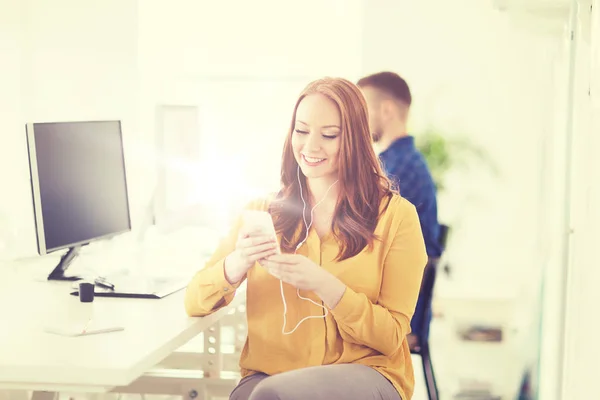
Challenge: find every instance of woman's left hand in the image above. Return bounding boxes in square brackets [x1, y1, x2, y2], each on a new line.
[261, 254, 329, 292]
[262, 254, 348, 308]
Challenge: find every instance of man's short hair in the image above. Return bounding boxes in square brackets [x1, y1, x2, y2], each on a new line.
[357, 71, 412, 106]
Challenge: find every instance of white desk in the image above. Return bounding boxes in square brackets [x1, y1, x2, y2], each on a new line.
[0, 259, 243, 398]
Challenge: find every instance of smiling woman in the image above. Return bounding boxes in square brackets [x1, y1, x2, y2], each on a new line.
[184, 77, 428, 400]
[272, 78, 392, 260]
[293, 95, 342, 173]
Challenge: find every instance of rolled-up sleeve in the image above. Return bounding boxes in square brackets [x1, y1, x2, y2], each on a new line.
[184, 198, 270, 317]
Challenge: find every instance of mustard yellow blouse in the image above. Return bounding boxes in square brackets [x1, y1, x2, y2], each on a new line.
[185, 194, 427, 400]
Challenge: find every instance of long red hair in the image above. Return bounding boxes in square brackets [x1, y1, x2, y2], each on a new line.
[269, 77, 395, 261]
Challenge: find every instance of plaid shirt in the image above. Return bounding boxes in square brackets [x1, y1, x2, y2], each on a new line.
[379, 136, 442, 257]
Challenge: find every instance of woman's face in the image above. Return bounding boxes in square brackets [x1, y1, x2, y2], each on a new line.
[291, 94, 342, 183]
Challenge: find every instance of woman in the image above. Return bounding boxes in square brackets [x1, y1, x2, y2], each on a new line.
[184, 77, 427, 400]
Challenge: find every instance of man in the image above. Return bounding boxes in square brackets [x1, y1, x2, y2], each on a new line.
[357, 71, 442, 349]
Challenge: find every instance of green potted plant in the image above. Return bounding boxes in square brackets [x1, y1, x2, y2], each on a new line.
[414, 127, 498, 277]
[414, 127, 498, 192]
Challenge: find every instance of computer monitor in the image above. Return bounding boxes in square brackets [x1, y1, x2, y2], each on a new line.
[26, 120, 132, 281]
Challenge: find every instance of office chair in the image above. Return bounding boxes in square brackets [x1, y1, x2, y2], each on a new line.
[411, 224, 449, 400]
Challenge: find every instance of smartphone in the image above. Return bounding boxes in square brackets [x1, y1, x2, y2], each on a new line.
[242, 210, 281, 254]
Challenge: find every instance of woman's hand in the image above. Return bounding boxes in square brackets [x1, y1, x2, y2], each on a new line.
[261, 254, 325, 291]
[224, 228, 279, 285]
[261, 254, 347, 308]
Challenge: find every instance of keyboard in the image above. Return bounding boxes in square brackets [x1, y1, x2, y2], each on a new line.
[70, 276, 188, 299]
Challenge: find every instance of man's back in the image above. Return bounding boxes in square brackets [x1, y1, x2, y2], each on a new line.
[357, 71, 442, 345]
[379, 136, 442, 258]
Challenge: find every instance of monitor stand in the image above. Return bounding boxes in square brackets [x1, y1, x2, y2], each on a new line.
[47, 245, 84, 281]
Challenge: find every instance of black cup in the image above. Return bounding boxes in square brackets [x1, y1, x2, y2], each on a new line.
[79, 282, 95, 303]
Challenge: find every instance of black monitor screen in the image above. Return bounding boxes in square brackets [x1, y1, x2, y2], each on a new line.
[26, 121, 131, 254]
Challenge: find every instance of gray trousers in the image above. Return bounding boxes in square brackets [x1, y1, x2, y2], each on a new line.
[229, 364, 402, 400]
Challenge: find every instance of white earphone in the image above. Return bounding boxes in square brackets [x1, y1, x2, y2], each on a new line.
[280, 165, 338, 335]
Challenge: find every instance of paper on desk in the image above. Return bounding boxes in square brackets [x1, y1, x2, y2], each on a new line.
[44, 321, 124, 337]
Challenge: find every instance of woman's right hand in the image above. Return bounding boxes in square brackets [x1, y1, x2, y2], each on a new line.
[224, 229, 279, 285]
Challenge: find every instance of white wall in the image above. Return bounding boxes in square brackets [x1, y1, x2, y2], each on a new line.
[361, 0, 560, 298]
[138, 0, 365, 79]
[556, 0, 600, 397]
[0, 0, 140, 259]
[0, 0, 26, 257]
[515, 1, 600, 399]
[136, 0, 367, 221]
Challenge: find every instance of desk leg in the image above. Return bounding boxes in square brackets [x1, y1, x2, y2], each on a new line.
[30, 392, 57, 400]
